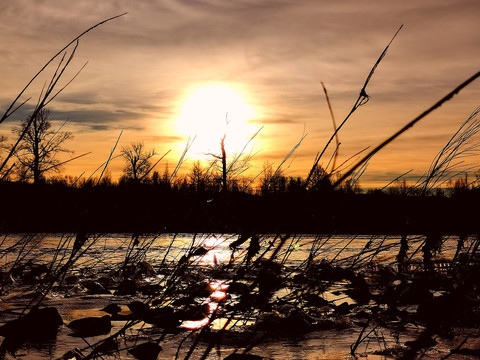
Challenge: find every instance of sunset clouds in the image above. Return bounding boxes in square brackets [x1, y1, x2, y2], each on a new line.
[0, 1, 478, 187]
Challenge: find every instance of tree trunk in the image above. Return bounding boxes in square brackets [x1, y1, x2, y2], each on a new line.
[221, 135, 227, 192]
[33, 115, 40, 184]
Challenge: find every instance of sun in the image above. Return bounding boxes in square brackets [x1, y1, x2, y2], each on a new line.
[177, 83, 257, 156]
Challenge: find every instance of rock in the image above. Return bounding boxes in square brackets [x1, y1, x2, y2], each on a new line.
[223, 354, 265, 360]
[186, 282, 211, 298]
[0, 307, 63, 354]
[254, 306, 348, 334]
[172, 296, 194, 306]
[111, 313, 136, 321]
[127, 302, 179, 328]
[128, 342, 162, 360]
[67, 315, 111, 337]
[257, 260, 283, 295]
[101, 303, 122, 315]
[377, 305, 409, 326]
[115, 279, 137, 295]
[451, 348, 480, 357]
[0, 307, 63, 337]
[138, 283, 162, 296]
[65, 274, 81, 285]
[372, 345, 406, 357]
[181, 304, 209, 321]
[81, 280, 111, 295]
[253, 312, 283, 332]
[12, 262, 49, 284]
[335, 302, 354, 315]
[144, 307, 180, 329]
[397, 280, 433, 305]
[291, 273, 309, 284]
[372, 265, 397, 285]
[136, 261, 157, 278]
[345, 275, 372, 305]
[236, 293, 271, 310]
[94, 337, 118, 354]
[307, 260, 354, 282]
[416, 293, 477, 328]
[402, 329, 437, 359]
[303, 293, 330, 307]
[282, 308, 316, 332]
[128, 301, 150, 316]
[228, 282, 250, 295]
[97, 276, 114, 288]
[61, 348, 85, 360]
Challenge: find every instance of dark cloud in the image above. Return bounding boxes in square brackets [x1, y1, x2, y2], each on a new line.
[51, 109, 145, 131]
[0, 101, 36, 123]
[57, 92, 99, 105]
[0, 101, 141, 131]
[88, 124, 112, 131]
[0, 98, 175, 133]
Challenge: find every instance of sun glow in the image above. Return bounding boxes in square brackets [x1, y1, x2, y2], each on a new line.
[177, 83, 257, 157]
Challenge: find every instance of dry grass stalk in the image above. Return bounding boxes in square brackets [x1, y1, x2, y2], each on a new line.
[305, 25, 403, 189]
[334, 71, 480, 188]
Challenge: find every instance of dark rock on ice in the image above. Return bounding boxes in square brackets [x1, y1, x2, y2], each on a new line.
[128, 341, 162, 360]
[0, 307, 62, 354]
[223, 354, 267, 359]
[115, 279, 137, 295]
[67, 315, 111, 337]
[101, 303, 122, 314]
[81, 279, 111, 295]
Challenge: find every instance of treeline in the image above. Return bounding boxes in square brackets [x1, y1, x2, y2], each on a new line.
[42, 162, 358, 195]
[1, 169, 480, 234]
[39, 158, 480, 198]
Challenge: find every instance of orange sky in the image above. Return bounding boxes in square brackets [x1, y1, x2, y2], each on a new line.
[0, 1, 479, 188]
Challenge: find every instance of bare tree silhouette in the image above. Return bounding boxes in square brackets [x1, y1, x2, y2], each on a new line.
[207, 115, 260, 192]
[0, 136, 6, 160]
[11, 108, 73, 183]
[121, 142, 157, 183]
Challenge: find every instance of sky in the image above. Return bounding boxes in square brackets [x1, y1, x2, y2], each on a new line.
[0, 0, 479, 188]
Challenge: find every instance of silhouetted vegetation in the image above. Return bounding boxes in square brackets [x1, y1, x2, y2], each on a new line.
[1, 167, 480, 235]
[10, 108, 73, 184]
[120, 142, 157, 183]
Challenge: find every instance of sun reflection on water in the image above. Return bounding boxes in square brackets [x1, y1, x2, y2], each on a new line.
[179, 278, 229, 330]
[193, 235, 234, 266]
[179, 317, 210, 330]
